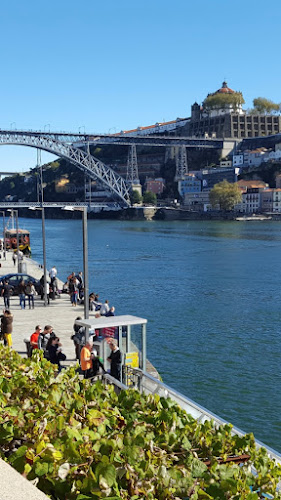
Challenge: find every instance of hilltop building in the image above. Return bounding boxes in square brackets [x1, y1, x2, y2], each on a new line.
[181, 81, 281, 139]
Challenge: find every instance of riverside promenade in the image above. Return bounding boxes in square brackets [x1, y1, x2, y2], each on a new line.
[0, 251, 158, 377]
[0, 252, 83, 362]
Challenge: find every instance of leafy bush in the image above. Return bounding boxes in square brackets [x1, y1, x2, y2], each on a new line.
[0, 346, 281, 499]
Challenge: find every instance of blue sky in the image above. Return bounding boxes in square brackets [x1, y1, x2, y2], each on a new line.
[0, 0, 280, 171]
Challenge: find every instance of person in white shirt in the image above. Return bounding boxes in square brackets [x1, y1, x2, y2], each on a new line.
[100, 300, 110, 316]
[49, 266, 57, 283]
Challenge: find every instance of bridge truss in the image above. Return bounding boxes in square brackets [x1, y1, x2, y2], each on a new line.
[0, 131, 131, 207]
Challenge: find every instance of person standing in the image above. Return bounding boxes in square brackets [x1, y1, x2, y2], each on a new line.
[72, 317, 85, 360]
[25, 281, 36, 309]
[80, 340, 93, 378]
[18, 280, 26, 309]
[107, 339, 122, 381]
[49, 266, 57, 285]
[1, 280, 13, 309]
[77, 271, 84, 300]
[69, 278, 78, 306]
[12, 253, 16, 266]
[0, 310, 13, 347]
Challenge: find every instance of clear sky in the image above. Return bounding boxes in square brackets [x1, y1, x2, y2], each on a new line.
[0, 0, 280, 171]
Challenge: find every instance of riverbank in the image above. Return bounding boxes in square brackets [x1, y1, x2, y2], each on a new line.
[14, 206, 281, 222]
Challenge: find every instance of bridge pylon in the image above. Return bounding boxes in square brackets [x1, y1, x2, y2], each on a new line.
[126, 144, 140, 187]
[175, 145, 188, 180]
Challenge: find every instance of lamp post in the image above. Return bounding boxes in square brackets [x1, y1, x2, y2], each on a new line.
[44, 124, 50, 133]
[63, 205, 89, 339]
[0, 211, 6, 259]
[78, 126, 86, 135]
[37, 149, 48, 307]
[15, 210, 20, 273]
[82, 206, 89, 325]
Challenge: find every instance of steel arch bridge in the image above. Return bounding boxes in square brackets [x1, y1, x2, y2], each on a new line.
[0, 130, 131, 206]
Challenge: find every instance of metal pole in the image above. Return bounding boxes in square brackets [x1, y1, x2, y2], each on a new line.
[15, 210, 20, 273]
[41, 206, 48, 307]
[142, 323, 147, 373]
[0, 211, 6, 260]
[3, 212, 6, 259]
[82, 206, 89, 341]
[38, 149, 48, 307]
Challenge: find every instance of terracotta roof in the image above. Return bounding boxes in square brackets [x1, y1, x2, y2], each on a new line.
[119, 118, 187, 135]
[205, 81, 240, 101]
[237, 180, 268, 189]
[213, 81, 235, 95]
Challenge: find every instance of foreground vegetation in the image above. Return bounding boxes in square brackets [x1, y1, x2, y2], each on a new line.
[0, 347, 281, 499]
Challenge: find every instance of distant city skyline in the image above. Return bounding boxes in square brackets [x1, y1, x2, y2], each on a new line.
[0, 0, 280, 171]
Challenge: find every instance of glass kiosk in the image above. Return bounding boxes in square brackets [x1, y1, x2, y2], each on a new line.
[75, 315, 147, 378]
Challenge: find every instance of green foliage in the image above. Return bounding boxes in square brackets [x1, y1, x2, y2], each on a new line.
[253, 97, 280, 114]
[143, 191, 157, 205]
[0, 346, 281, 499]
[130, 190, 143, 205]
[209, 180, 242, 211]
[203, 92, 245, 111]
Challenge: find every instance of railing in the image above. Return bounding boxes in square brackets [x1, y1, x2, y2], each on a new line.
[119, 366, 281, 466]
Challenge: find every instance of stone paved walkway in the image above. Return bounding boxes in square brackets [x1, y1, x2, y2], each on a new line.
[0, 251, 159, 377]
[0, 252, 87, 363]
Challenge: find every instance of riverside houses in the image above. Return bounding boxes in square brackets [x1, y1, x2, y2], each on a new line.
[261, 189, 281, 213]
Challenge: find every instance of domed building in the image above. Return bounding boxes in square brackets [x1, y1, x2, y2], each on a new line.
[185, 81, 281, 139]
[202, 81, 245, 118]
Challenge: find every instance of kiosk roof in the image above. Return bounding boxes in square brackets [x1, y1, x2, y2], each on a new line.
[75, 314, 147, 329]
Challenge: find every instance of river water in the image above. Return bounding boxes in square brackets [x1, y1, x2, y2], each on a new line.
[20, 217, 281, 452]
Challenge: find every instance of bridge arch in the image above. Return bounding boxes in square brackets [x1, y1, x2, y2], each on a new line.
[0, 131, 131, 206]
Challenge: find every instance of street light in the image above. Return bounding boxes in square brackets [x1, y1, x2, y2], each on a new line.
[78, 126, 86, 135]
[44, 124, 50, 133]
[0, 211, 6, 259]
[10, 122, 16, 130]
[28, 205, 47, 307]
[62, 206, 89, 337]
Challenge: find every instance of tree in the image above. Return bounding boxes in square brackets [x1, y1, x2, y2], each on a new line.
[143, 191, 157, 205]
[130, 189, 143, 204]
[209, 180, 242, 211]
[252, 97, 280, 114]
[203, 92, 245, 112]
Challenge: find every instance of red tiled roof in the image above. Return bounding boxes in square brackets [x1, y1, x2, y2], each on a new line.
[237, 180, 268, 188]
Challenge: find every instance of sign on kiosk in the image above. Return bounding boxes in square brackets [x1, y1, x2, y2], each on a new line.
[125, 352, 139, 368]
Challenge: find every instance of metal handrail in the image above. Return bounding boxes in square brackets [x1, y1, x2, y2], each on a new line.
[122, 367, 281, 465]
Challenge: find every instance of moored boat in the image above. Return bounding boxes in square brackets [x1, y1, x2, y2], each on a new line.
[4, 228, 31, 256]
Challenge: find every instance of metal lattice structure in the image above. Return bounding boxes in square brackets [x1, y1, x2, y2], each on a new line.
[175, 145, 188, 180]
[126, 144, 140, 185]
[0, 131, 131, 206]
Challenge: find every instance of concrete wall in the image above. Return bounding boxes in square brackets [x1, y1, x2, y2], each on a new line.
[0, 459, 49, 500]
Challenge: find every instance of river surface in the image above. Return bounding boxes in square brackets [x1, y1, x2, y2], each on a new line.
[18, 217, 281, 452]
